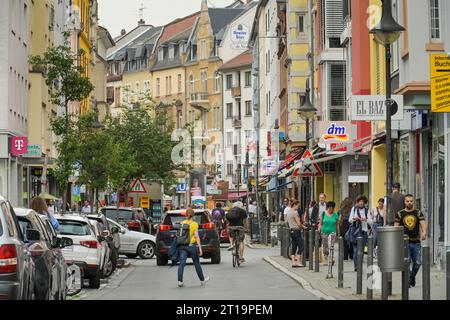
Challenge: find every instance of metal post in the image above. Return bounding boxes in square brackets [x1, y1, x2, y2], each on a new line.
[402, 235, 409, 300]
[423, 245, 430, 300]
[309, 229, 314, 270]
[381, 272, 389, 300]
[302, 229, 307, 266]
[446, 248, 450, 300]
[356, 236, 363, 295]
[367, 236, 374, 300]
[314, 230, 320, 272]
[338, 236, 344, 288]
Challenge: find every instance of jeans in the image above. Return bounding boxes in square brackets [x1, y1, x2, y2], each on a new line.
[290, 229, 303, 256]
[409, 243, 422, 282]
[177, 245, 205, 282]
[352, 231, 368, 269]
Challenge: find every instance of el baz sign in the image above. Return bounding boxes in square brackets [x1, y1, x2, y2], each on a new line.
[351, 95, 404, 121]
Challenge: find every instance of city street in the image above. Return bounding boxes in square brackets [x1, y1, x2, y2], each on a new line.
[75, 246, 318, 300]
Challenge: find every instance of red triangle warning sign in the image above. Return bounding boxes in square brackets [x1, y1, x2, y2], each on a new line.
[295, 150, 323, 177]
[130, 177, 147, 194]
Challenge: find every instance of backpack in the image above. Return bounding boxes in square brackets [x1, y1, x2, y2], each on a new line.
[375, 207, 384, 225]
[175, 223, 191, 246]
[345, 206, 367, 243]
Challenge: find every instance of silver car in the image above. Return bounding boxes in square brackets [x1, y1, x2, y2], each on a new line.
[107, 218, 155, 259]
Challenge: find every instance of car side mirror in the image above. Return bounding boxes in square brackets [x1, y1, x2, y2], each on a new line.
[26, 229, 41, 241]
[52, 237, 60, 248]
[60, 237, 73, 248]
[111, 227, 120, 234]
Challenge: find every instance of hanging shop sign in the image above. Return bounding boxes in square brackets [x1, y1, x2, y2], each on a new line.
[430, 54, 450, 112]
[318, 121, 355, 145]
[351, 95, 404, 121]
[230, 23, 250, 49]
[10, 137, 28, 157]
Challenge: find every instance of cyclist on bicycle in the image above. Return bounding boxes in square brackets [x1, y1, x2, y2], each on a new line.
[211, 202, 225, 233]
[226, 201, 247, 263]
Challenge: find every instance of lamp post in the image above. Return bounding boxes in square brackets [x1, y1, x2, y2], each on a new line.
[370, 0, 404, 300]
[297, 79, 317, 213]
[91, 99, 105, 214]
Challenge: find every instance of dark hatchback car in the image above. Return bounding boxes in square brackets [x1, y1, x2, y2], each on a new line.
[15, 209, 72, 300]
[155, 210, 221, 266]
[101, 207, 148, 233]
[0, 197, 35, 300]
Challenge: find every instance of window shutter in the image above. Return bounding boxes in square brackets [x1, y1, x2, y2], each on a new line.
[325, 0, 344, 38]
[328, 63, 346, 121]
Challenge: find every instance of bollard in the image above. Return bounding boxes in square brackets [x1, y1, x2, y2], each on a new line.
[338, 237, 344, 288]
[401, 236, 409, 300]
[367, 236, 374, 300]
[301, 229, 307, 266]
[447, 248, 450, 300]
[381, 273, 389, 300]
[280, 225, 285, 257]
[309, 229, 314, 270]
[423, 245, 430, 300]
[314, 230, 320, 272]
[356, 236, 363, 295]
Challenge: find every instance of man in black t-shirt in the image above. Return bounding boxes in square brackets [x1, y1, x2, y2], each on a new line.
[394, 194, 427, 288]
[226, 201, 247, 262]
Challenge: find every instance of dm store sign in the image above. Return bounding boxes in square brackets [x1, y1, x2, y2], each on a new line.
[319, 121, 355, 144]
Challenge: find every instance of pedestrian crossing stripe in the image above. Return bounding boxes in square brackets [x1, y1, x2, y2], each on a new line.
[130, 177, 147, 193]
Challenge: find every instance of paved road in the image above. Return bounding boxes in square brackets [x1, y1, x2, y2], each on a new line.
[76, 245, 318, 300]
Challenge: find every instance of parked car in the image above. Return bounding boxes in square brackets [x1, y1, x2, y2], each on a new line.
[106, 218, 155, 259]
[101, 207, 146, 233]
[55, 214, 104, 289]
[88, 219, 111, 278]
[155, 209, 221, 266]
[14, 208, 70, 300]
[86, 214, 119, 278]
[0, 196, 35, 300]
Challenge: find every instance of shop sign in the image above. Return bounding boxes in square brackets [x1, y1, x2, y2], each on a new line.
[231, 23, 249, 49]
[430, 54, 450, 112]
[319, 121, 355, 145]
[176, 183, 187, 193]
[23, 144, 42, 158]
[10, 137, 28, 157]
[351, 95, 404, 121]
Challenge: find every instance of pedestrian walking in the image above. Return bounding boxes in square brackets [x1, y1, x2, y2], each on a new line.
[177, 208, 210, 287]
[394, 194, 427, 288]
[311, 193, 327, 230]
[81, 200, 91, 214]
[348, 195, 371, 271]
[318, 201, 340, 266]
[390, 182, 405, 224]
[30, 196, 60, 231]
[287, 200, 307, 268]
[283, 199, 293, 223]
[369, 198, 385, 257]
[278, 198, 289, 223]
[339, 197, 353, 260]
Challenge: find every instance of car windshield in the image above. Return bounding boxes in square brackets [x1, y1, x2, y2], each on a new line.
[163, 214, 208, 226]
[56, 220, 91, 236]
[17, 217, 33, 240]
[102, 209, 133, 221]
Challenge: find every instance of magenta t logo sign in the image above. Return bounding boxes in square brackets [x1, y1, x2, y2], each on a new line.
[11, 137, 28, 157]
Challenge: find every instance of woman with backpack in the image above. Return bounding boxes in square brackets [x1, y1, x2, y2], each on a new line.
[348, 195, 372, 271]
[177, 208, 210, 287]
[369, 198, 385, 257]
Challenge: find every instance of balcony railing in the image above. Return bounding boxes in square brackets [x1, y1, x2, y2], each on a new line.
[233, 116, 242, 128]
[231, 86, 241, 98]
[190, 92, 209, 109]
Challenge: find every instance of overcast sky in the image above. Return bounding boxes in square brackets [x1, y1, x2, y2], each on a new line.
[98, 0, 236, 38]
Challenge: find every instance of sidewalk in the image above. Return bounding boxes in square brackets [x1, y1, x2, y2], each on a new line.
[264, 253, 447, 300]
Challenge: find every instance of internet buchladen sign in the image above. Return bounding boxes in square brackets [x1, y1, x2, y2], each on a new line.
[431, 54, 450, 112]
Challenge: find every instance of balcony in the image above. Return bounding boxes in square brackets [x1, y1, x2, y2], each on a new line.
[231, 86, 241, 98]
[233, 116, 242, 129]
[189, 92, 209, 109]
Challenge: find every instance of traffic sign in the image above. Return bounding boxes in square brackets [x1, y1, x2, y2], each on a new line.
[293, 150, 323, 177]
[130, 177, 147, 194]
[140, 196, 150, 209]
[431, 54, 450, 112]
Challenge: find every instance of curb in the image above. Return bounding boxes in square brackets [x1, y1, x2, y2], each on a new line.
[263, 256, 337, 301]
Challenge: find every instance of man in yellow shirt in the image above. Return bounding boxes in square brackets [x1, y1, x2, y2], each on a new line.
[177, 208, 210, 287]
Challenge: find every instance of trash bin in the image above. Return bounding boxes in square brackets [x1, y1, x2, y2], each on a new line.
[377, 226, 405, 272]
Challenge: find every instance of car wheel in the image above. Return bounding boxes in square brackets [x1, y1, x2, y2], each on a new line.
[211, 249, 221, 264]
[156, 255, 168, 266]
[125, 254, 138, 259]
[103, 257, 114, 278]
[138, 241, 155, 259]
[89, 272, 101, 289]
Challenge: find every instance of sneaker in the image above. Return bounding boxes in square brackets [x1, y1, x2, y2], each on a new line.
[201, 276, 210, 285]
[409, 279, 416, 288]
[227, 245, 235, 251]
[240, 258, 246, 263]
[178, 281, 184, 287]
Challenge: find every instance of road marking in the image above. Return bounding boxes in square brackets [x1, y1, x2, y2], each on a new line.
[263, 256, 336, 300]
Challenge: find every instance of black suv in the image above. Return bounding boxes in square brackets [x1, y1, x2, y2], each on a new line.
[155, 210, 220, 266]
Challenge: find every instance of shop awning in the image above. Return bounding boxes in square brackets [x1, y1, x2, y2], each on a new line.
[267, 181, 295, 193]
[228, 192, 250, 200]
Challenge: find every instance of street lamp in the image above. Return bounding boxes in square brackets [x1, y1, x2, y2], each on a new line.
[297, 79, 317, 212]
[370, 0, 404, 301]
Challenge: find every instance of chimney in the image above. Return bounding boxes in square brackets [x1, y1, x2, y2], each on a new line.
[121, 29, 126, 36]
[138, 19, 146, 26]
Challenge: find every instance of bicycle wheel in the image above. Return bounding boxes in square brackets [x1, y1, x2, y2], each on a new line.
[235, 238, 241, 267]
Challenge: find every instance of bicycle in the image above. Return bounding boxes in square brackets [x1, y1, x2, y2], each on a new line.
[228, 226, 245, 268]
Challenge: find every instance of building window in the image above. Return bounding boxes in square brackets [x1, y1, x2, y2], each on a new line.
[227, 132, 233, 147]
[328, 63, 346, 121]
[245, 71, 251, 87]
[226, 103, 233, 118]
[189, 75, 194, 93]
[201, 70, 208, 92]
[144, 80, 151, 94]
[297, 15, 305, 34]
[156, 78, 160, 97]
[324, 0, 344, 49]
[214, 72, 221, 93]
[200, 40, 207, 59]
[226, 74, 233, 90]
[430, 0, 441, 41]
[169, 45, 175, 60]
[227, 161, 233, 176]
[158, 48, 164, 61]
[115, 87, 121, 107]
[178, 74, 182, 93]
[245, 100, 252, 116]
